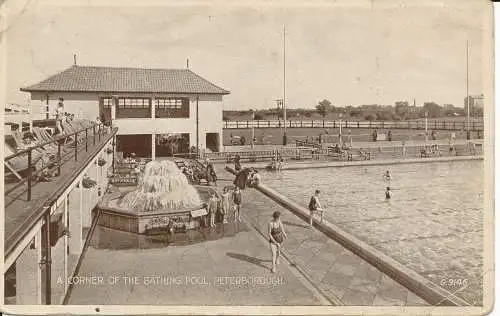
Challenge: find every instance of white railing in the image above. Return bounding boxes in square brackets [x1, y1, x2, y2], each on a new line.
[223, 119, 484, 131]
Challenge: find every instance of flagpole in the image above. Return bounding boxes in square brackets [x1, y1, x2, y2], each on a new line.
[466, 40, 470, 140]
[282, 25, 287, 145]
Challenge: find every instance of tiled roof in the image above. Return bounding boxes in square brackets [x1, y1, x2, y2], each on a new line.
[21, 66, 230, 95]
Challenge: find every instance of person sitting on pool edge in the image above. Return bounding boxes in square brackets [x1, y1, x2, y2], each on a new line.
[249, 169, 261, 187]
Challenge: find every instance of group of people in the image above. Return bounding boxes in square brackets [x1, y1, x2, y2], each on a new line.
[269, 152, 284, 171]
[204, 186, 243, 227]
[179, 158, 217, 186]
[233, 166, 261, 189]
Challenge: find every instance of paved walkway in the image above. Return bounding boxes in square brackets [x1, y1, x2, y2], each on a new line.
[67, 216, 323, 305]
[68, 167, 429, 306]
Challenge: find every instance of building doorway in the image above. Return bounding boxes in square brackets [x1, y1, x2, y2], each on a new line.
[206, 133, 220, 152]
[116, 134, 152, 158]
[155, 133, 190, 158]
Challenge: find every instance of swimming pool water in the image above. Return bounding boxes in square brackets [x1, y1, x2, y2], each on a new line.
[262, 160, 484, 305]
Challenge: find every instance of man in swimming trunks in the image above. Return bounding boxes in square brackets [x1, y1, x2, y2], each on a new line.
[308, 190, 323, 227]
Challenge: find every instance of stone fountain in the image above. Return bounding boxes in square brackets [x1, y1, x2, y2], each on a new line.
[98, 160, 216, 234]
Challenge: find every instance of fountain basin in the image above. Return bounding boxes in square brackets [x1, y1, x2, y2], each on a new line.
[97, 185, 220, 235]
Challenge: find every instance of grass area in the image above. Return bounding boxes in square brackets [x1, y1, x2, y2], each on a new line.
[222, 127, 482, 146]
[224, 112, 483, 122]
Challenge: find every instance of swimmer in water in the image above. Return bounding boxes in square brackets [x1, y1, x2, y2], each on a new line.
[385, 187, 392, 199]
[383, 170, 392, 180]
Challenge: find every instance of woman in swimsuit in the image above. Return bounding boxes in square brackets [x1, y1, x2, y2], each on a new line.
[268, 211, 287, 273]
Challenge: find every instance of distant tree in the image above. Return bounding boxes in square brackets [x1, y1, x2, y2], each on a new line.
[394, 101, 410, 120]
[376, 111, 393, 121]
[223, 116, 230, 121]
[316, 99, 333, 124]
[254, 113, 264, 120]
[304, 111, 312, 118]
[422, 102, 444, 118]
[364, 114, 376, 121]
[349, 108, 362, 118]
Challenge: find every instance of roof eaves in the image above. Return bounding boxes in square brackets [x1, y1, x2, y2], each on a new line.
[186, 69, 230, 95]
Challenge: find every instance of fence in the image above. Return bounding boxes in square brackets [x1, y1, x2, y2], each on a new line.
[223, 119, 484, 131]
[206, 142, 482, 164]
[4, 122, 114, 202]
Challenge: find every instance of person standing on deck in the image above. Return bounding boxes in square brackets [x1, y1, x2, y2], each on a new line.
[207, 191, 218, 227]
[55, 98, 65, 135]
[220, 187, 231, 224]
[308, 190, 324, 227]
[232, 186, 242, 222]
[268, 211, 287, 273]
[205, 158, 217, 186]
[234, 154, 242, 172]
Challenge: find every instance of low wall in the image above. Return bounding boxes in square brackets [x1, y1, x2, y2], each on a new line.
[225, 166, 470, 306]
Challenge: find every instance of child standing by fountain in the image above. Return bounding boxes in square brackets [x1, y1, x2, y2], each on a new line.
[233, 187, 242, 222]
[207, 191, 219, 227]
[220, 187, 231, 224]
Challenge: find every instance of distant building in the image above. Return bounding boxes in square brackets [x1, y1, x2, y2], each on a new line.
[21, 65, 230, 158]
[464, 94, 484, 111]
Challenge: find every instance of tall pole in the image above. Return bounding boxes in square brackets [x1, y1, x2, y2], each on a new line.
[425, 111, 428, 144]
[339, 113, 342, 144]
[46, 94, 49, 119]
[251, 109, 255, 149]
[282, 25, 287, 145]
[466, 40, 470, 140]
[196, 95, 199, 158]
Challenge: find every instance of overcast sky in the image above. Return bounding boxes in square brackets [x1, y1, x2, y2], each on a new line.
[4, 0, 491, 110]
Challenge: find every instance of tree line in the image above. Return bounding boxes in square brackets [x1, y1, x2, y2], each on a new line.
[223, 99, 483, 121]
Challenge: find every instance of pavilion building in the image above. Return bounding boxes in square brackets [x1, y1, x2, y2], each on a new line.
[21, 65, 230, 158]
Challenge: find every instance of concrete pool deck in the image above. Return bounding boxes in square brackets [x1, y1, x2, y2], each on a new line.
[218, 155, 483, 171]
[67, 176, 429, 307]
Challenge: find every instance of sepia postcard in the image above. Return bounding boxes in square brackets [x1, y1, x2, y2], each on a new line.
[0, 0, 494, 315]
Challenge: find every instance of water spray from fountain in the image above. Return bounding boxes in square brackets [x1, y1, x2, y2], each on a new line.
[118, 160, 203, 213]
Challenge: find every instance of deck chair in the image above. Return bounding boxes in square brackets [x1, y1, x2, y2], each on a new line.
[4, 144, 23, 180]
[4, 141, 46, 181]
[31, 128, 59, 153]
[17, 130, 58, 162]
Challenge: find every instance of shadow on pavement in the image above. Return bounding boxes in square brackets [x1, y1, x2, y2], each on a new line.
[226, 252, 270, 270]
[282, 220, 309, 229]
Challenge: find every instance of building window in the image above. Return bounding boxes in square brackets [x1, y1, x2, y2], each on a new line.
[155, 98, 184, 109]
[118, 98, 150, 109]
[102, 97, 151, 108]
[103, 98, 113, 108]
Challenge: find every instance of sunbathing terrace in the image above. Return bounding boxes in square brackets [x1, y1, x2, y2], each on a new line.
[2, 116, 487, 312]
[4, 119, 116, 305]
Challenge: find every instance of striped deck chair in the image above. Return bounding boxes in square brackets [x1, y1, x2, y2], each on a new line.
[13, 130, 57, 161]
[14, 130, 58, 165]
[60, 121, 79, 146]
[4, 139, 46, 181]
[31, 128, 59, 153]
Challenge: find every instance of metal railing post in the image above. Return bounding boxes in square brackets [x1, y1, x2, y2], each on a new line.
[98, 125, 101, 142]
[75, 132, 78, 161]
[27, 150, 32, 201]
[57, 142, 62, 176]
[85, 129, 88, 152]
[112, 136, 116, 174]
[44, 211, 52, 305]
[93, 125, 96, 146]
